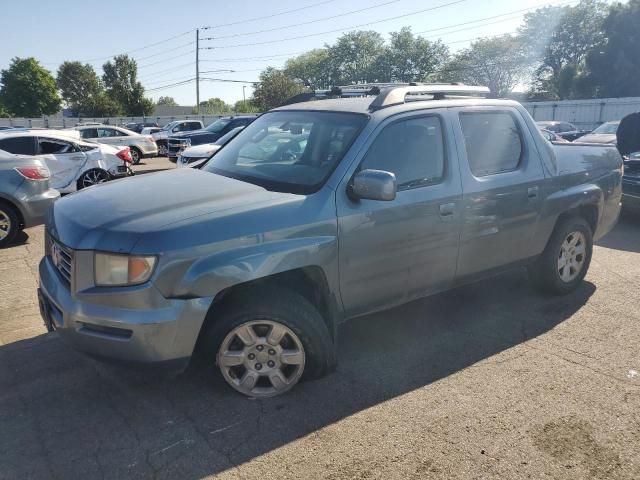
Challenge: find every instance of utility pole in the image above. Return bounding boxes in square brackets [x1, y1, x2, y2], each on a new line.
[196, 28, 200, 114]
[243, 85, 246, 103]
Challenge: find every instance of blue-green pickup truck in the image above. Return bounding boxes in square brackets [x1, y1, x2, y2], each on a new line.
[38, 84, 622, 397]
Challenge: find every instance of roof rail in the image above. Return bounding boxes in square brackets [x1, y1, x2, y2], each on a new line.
[369, 84, 490, 111]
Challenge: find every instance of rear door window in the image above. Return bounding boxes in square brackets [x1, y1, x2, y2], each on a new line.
[459, 111, 523, 177]
[80, 128, 98, 139]
[38, 138, 77, 155]
[0, 136, 37, 155]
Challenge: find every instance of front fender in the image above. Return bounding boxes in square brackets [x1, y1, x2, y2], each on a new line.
[155, 236, 338, 299]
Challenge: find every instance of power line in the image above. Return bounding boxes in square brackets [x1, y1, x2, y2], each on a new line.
[138, 51, 196, 69]
[208, 0, 338, 29]
[202, 0, 469, 49]
[133, 41, 196, 62]
[146, 78, 196, 92]
[207, 0, 402, 41]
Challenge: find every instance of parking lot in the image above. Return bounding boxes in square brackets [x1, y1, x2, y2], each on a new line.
[1, 192, 639, 479]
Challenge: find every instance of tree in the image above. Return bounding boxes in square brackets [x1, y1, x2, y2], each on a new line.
[438, 35, 528, 98]
[371, 28, 449, 83]
[252, 68, 306, 111]
[586, 0, 640, 97]
[102, 55, 154, 115]
[521, 0, 609, 99]
[157, 96, 178, 106]
[0, 57, 61, 117]
[233, 99, 259, 113]
[284, 49, 332, 90]
[327, 31, 385, 84]
[197, 97, 231, 114]
[56, 61, 118, 116]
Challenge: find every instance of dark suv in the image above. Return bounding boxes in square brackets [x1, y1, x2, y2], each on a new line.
[166, 116, 257, 161]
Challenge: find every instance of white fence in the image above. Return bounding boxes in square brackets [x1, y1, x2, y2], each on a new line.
[1, 96, 639, 131]
[522, 97, 640, 130]
[0, 114, 238, 129]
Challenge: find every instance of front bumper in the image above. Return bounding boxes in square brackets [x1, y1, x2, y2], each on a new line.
[38, 256, 212, 372]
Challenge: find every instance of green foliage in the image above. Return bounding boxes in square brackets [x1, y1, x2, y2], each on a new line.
[102, 55, 154, 115]
[0, 57, 61, 117]
[327, 30, 385, 84]
[156, 96, 178, 106]
[252, 68, 306, 111]
[439, 35, 527, 98]
[522, 0, 608, 99]
[197, 97, 232, 114]
[233, 99, 259, 113]
[586, 0, 640, 97]
[284, 49, 332, 90]
[56, 61, 119, 116]
[371, 28, 449, 83]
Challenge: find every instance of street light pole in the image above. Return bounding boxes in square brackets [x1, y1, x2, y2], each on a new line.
[196, 28, 200, 114]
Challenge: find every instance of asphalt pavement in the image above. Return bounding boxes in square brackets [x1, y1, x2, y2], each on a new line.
[0, 201, 639, 479]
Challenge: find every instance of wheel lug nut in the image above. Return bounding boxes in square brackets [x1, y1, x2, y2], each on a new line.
[248, 353, 255, 360]
[267, 361, 275, 368]
[255, 363, 262, 370]
[256, 345, 264, 352]
[268, 349, 276, 355]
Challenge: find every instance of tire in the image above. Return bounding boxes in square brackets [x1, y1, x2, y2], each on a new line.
[130, 147, 142, 165]
[200, 286, 335, 398]
[0, 202, 20, 248]
[527, 216, 593, 295]
[77, 168, 110, 190]
[168, 156, 177, 163]
[157, 142, 168, 157]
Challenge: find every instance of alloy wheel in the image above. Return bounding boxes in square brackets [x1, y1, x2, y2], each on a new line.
[557, 231, 586, 282]
[80, 169, 109, 189]
[0, 209, 11, 241]
[217, 320, 305, 397]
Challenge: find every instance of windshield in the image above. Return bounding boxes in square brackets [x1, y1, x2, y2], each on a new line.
[161, 122, 178, 131]
[592, 122, 619, 134]
[202, 111, 367, 194]
[206, 118, 231, 133]
[215, 127, 244, 146]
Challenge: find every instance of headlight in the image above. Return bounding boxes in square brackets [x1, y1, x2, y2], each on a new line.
[94, 253, 157, 286]
[180, 139, 191, 148]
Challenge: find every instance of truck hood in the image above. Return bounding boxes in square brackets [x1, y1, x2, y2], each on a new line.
[170, 130, 220, 142]
[49, 168, 297, 252]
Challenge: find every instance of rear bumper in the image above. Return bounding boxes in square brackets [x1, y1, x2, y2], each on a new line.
[38, 256, 212, 372]
[17, 188, 60, 228]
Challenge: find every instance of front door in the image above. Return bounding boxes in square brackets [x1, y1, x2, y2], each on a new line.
[451, 107, 545, 280]
[337, 111, 462, 318]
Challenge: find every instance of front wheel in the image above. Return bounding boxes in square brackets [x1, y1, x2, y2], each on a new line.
[157, 142, 168, 156]
[77, 168, 110, 190]
[202, 287, 335, 398]
[528, 216, 593, 295]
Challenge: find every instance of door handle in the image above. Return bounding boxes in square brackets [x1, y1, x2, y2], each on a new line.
[439, 202, 456, 217]
[70, 156, 84, 161]
[527, 186, 539, 199]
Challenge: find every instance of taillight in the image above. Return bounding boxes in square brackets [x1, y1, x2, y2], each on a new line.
[117, 147, 133, 163]
[14, 166, 50, 180]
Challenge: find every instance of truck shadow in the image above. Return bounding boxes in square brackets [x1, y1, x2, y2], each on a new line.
[0, 270, 595, 479]
[595, 209, 640, 253]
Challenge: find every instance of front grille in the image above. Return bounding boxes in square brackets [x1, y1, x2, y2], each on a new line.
[50, 236, 74, 286]
[167, 138, 187, 155]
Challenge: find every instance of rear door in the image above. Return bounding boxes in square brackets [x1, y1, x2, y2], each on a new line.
[337, 110, 462, 317]
[36, 137, 87, 190]
[452, 107, 545, 280]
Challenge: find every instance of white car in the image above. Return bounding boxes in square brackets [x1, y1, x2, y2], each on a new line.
[0, 130, 131, 193]
[73, 125, 158, 165]
[176, 126, 245, 169]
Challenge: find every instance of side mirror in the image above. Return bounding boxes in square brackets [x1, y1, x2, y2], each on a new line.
[617, 112, 640, 156]
[349, 169, 397, 201]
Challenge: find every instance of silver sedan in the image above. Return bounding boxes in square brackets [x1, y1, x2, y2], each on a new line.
[75, 126, 158, 164]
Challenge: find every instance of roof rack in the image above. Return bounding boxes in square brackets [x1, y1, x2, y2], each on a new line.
[311, 82, 490, 110]
[369, 84, 490, 111]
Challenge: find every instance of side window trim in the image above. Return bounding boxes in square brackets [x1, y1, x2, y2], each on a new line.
[355, 113, 448, 192]
[458, 108, 526, 178]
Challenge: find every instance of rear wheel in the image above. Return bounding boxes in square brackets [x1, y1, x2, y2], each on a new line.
[0, 202, 20, 248]
[77, 169, 110, 190]
[201, 287, 335, 397]
[528, 216, 593, 295]
[130, 147, 142, 165]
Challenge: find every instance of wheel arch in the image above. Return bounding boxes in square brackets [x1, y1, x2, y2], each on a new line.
[0, 196, 24, 228]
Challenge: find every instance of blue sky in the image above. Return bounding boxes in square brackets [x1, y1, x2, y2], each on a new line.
[0, 0, 581, 106]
